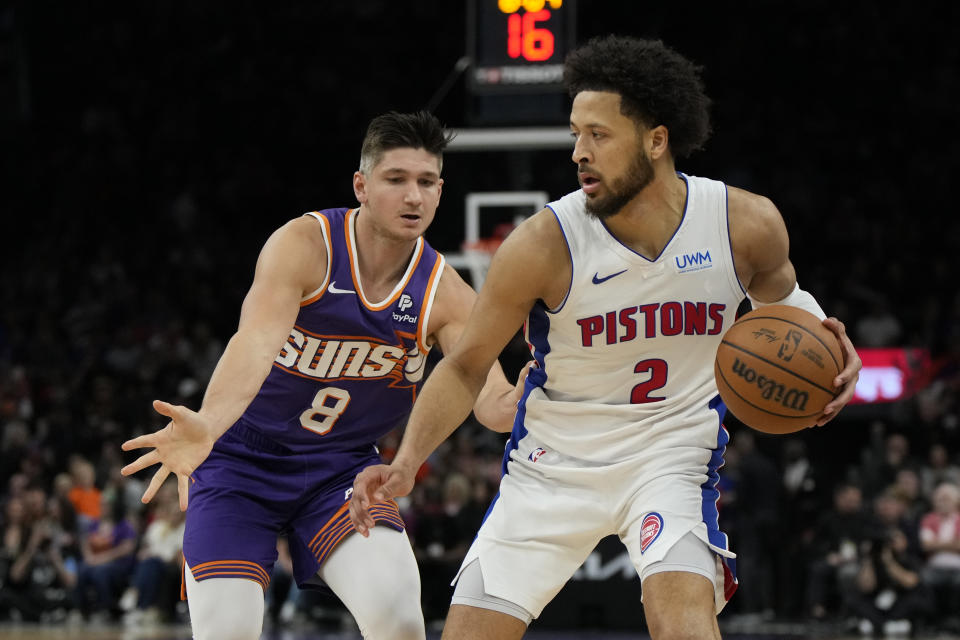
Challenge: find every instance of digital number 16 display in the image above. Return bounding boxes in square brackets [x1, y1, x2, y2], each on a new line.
[499, 0, 564, 62]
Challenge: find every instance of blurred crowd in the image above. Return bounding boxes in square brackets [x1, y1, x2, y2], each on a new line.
[3, 1, 960, 636]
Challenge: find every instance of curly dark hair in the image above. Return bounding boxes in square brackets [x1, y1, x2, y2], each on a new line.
[359, 110, 455, 174]
[564, 36, 711, 159]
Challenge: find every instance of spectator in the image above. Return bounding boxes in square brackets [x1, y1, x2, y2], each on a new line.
[119, 485, 184, 625]
[843, 528, 928, 637]
[67, 458, 102, 526]
[805, 483, 872, 621]
[920, 443, 960, 500]
[0, 490, 78, 622]
[414, 472, 486, 623]
[918, 482, 960, 631]
[861, 432, 914, 499]
[730, 430, 781, 616]
[73, 497, 137, 620]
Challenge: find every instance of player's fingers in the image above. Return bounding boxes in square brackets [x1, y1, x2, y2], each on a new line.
[178, 474, 190, 511]
[347, 500, 373, 537]
[121, 450, 162, 476]
[518, 360, 536, 386]
[352, 469, 375, 511]
[152, 399, 184, 421]
[121, 433, 158, 452]
[141, 466, 171, 504]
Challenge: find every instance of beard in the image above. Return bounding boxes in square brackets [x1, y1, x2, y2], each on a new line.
[583, 149, 655, 220]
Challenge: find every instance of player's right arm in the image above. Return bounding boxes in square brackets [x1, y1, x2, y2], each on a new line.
[349, 209, 570, 535]
[121, 216, 326, 508]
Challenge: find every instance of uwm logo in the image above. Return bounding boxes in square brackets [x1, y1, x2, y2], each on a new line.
[730, 357, 809, 410]
[675, 250, 713, 273]
[274, 327, 426, 383]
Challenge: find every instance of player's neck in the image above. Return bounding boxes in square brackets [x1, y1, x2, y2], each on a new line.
[353, 207, 419, 296]
[605, 169, 687, 260]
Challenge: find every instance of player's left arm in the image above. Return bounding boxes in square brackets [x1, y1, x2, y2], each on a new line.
[728, 187, 861, 425]
[427, 263, 520, 433]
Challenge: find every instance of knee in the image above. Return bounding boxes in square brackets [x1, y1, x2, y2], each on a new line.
[360, 612, 424, 640]
[193, 614, 262, 640]
[355, 587, 425, 640]
[649, 627, 715, 640]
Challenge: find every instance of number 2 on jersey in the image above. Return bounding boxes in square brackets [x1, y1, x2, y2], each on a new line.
[631, 358, 667, 403]
[300, 387, 351, 435]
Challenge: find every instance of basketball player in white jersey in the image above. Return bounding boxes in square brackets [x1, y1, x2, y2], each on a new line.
[351, 37, 862, 639]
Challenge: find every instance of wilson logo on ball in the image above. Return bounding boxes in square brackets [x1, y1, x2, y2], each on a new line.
[730, 358, 810, 410]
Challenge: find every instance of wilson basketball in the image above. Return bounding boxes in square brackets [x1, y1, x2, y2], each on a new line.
[714, 305, 843, 434]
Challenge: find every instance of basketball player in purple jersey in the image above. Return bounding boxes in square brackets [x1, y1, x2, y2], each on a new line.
[351, 39, 863, 639]
[120, 111, 521, 640]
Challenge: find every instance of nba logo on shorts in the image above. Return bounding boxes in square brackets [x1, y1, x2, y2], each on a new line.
[528, 447, 546, 463]
[640, 512, 664, 554]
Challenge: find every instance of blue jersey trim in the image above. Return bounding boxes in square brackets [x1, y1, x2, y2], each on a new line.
[702, 394, 736, 576]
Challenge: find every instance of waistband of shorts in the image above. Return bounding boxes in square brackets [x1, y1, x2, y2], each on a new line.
[225, 420, 295, 456]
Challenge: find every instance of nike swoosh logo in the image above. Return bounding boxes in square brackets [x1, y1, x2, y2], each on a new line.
[327, 281, 355, 294]
[592, 269, 627, 284]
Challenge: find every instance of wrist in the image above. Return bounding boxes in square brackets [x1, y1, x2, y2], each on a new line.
[391, 454, 421, 478]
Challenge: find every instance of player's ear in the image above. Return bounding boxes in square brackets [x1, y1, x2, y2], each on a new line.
[648, 125, 669, 161]
[353, 171, 368, 204]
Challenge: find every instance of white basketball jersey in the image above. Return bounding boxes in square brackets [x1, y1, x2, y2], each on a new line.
[519, 173, 746, 463]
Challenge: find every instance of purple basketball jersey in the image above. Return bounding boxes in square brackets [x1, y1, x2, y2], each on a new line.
[242, 208, 444, 452]
[183, 208, 445, 590]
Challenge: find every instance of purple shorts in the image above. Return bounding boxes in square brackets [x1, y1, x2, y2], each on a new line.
[182, 420, 404, 591]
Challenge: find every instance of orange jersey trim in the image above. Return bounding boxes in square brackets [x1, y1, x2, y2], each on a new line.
[189, 559, 271, 591]
[300, 212, 333, 306]
[308, 500, 404, 566]
[416, 253, 445, 353]
[345, 209, 425, 311]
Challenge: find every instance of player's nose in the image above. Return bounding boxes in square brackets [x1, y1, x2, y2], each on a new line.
[572, 138, 591, 164]
[403, 183, 423, 204]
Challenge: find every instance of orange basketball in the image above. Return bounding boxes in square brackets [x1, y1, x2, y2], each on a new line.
[714, 305, 843, 434]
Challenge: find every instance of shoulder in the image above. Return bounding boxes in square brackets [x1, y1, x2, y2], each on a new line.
[252, 215, 329, 292]
[727, 186, 789, 271]
[264, 215, 328, 259]
[727, 186, 782, 237]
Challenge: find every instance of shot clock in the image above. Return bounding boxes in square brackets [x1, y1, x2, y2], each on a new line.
[468, 0, 577, 95]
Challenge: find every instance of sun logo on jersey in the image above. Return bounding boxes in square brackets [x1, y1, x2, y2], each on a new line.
[640, 512, 664, 554]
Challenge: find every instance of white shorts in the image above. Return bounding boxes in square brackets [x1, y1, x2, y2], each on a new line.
[451, 432, 737, 618]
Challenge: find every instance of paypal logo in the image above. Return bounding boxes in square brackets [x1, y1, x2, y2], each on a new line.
[398, 294, 414, 312]
[675, 250, 713, 273]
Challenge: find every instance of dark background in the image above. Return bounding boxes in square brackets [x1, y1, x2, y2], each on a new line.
[3, 0, 959, 457]
[1, 0, 959, 629]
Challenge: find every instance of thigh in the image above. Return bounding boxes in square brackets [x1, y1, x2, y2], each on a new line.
[185, 563, 265, 640]
[442, 604, 527, 640]
[183, 485, 280, 590]
[619, 472, 737, 610]
[642, 570, 721, 640]
[185, 433, 311, 588]
[318, 526, 425, 640]
[454, 461, 612, 619]
[288, 461, 404, 587]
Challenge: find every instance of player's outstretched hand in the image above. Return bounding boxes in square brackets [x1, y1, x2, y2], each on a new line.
[120, 400, 217, 511]
[817, 317, 862, 426]
[349, 463, 416, 537]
